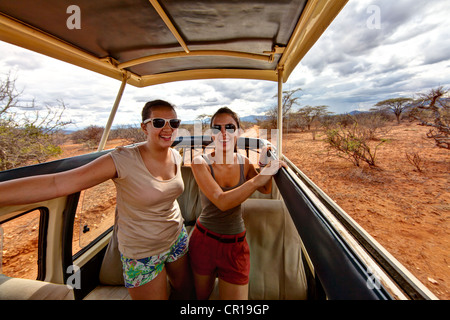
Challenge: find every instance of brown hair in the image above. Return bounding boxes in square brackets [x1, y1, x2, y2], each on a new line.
[210, 107, 240, 128]
[141, 100, 176, 122]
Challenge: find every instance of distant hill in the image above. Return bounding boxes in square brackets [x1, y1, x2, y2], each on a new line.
[240, 115, 269, 123]
[62, 129, 77, 134]
[347, 110, 368, 116]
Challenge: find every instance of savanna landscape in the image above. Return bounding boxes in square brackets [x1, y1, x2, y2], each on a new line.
[282, 122, 449, 300]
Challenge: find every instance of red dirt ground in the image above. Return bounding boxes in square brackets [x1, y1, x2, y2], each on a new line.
[281, 122, 449, 300]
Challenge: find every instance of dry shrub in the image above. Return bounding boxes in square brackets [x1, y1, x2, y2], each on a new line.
[405, 151, 424, 172]
[324, 117, 388, 168]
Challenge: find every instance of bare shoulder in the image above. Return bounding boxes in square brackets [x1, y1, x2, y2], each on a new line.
[192, 154, 209, 166]
[190, 155, 216, 187]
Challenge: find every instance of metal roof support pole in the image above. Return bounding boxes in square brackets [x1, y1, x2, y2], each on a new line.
[97, 73, 128, 151]
[149, 0, 190, 53]
[276, 66, 284, 159]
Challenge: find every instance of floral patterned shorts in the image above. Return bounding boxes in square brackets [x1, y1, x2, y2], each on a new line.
[120, 226, 188, 288]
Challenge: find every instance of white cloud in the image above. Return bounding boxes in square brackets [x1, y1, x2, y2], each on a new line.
[290, 0, 450, 114]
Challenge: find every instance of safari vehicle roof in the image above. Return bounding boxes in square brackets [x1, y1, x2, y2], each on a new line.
[0, 0, 348, 87]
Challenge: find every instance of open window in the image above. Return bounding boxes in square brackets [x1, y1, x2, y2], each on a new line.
[0, 209, 48, 280]
[72, 180, 116, 256]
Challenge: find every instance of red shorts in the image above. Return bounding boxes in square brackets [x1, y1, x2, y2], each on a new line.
[189, 222, 250, 285]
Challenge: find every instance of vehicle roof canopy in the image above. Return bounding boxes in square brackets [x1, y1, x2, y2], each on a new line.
[0, 0, 347, 87]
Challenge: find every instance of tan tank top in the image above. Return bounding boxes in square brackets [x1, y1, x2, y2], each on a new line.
[198, 153, 246, 235]
[110, 145, 184, 259]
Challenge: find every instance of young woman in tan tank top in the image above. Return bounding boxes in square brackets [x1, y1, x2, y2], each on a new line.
[190, 107, 286, 300]
[0, 100, 193, 300]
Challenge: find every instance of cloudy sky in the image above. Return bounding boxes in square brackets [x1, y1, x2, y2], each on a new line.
[1, 0, 449, 130]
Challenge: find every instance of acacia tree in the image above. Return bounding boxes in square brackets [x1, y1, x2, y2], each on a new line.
[410, 86, 449, 149]
[0, 73, 71, 170]
[373, 97, 413, 124]
[296, 105, 332, 130]
[196, 113, 212, 132]
[265, 88, 302, 131]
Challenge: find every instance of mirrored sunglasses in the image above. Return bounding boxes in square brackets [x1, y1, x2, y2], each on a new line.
[211, 123, 237, 134]
[143, 118, 181, 129]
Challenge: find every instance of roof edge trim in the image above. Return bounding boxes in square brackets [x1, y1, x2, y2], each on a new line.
[119, 50, 272, 70]
[139, 69, 278, 87]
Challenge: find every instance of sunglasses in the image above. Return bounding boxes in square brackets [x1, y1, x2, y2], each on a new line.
[211, 123, 237, 134]
[143, 118, 181, 129]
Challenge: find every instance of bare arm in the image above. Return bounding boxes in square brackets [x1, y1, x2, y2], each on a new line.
[0, 154, 117, 206]
[191, 156, 284, 211]
[246, 161, 272, 194]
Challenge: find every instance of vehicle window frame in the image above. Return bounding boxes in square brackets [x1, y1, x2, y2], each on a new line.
[0, 207, 49, 281]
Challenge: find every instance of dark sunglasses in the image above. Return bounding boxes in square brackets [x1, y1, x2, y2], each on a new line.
[143, 118, 181, 129]
[211, 123, 237, 134]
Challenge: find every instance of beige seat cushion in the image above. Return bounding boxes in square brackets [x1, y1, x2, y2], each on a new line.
[177, 166, 202, 224]
[0, 274, 74, 300]
[242, 199, 307, 300]
[98, 220, 124, 286]
[84, 285, 130, 300]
